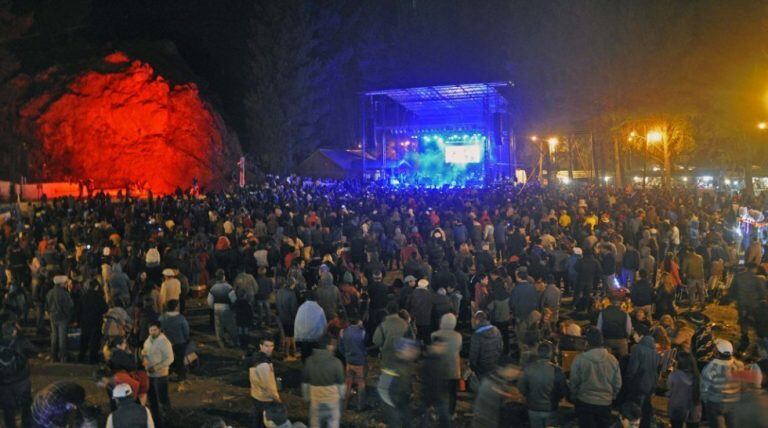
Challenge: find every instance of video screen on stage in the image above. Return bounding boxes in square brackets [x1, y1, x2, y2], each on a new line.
[444, 144, 482, 164]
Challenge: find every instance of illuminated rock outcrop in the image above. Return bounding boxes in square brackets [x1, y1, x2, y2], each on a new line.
[19, 51, 239, 194]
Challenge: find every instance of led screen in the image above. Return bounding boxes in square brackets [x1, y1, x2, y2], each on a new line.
[444, 144, 482, 164]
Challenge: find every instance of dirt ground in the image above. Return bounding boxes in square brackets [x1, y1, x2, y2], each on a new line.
[23, 297, 744, 427]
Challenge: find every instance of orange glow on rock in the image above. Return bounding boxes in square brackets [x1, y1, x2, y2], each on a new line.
[21, 52, 234, 194]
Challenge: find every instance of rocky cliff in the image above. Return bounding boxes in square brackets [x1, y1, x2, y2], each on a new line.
[16, 49, 240, 194]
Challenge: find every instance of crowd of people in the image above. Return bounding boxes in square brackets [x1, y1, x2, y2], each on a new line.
[2, 175, 768, 427]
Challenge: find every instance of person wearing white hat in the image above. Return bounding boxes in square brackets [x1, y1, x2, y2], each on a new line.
[46, 275, 74, 363]
[159, 269, 181, 313]
[106, 383, 155, 428]
[700, 338, 750, 428]
[407, 279, 435, 345]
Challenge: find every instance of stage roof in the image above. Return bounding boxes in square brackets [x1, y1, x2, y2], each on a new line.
[364, 81, 511, 124]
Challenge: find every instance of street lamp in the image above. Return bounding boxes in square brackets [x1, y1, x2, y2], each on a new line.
[547, 137, 559, 153]
[758, 122, 767, 130]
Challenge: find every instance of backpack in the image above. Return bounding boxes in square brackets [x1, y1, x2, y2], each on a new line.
[0, 340, 24, 379]
[102, 314, 126, 339]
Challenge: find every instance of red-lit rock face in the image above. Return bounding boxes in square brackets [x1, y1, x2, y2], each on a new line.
[20, 52, 236, 194]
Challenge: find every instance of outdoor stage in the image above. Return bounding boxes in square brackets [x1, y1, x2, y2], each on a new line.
[361, 81, 515, 187]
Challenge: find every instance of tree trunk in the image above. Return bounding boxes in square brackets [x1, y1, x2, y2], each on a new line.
[663, 139, 671, 189]
[745, 158, 754, 197]
[612, 136, 622, 188]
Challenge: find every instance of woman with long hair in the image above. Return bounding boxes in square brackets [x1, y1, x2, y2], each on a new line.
[667, 352, 702, 428]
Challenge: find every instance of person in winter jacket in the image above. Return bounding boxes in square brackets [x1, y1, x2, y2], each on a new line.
[141, 322, 174, 428]
[471, 365, 519, 428]
[159, 269, 181, 313]
[730, 264, 767, 350]
[377, 338, 419, 428]
[518, 342, 569, 428]
[431, 313, 462, 416]
[109, 263, 130, 306]
[0, 321, 36, 428]
[373, 302, 412, 369]
[78, 279, 108, 364]
[406, 278, 434, 344]
[159, 300, 190, 381]
[106, 383, 155, 428]
[276, 280, 298, 360]
[565, 247, 583, 296]
[315, 271, 341, 321]
[631, 270, 654, 321]
[485, 281, 511, 355]
[700, 339, 749, 428]
[294, 292, 327, 363]
[570, 329, 621, 428]
[302, 337, 345, 428]
[46, 275, 74, 362]
[339, 316, 367, 411]
[469, 311, 502, 379]
[207, 269, 239, 348]
[574, 253, 602, 311]
[626, 335, 661, 428]
[667, 352, 702, 428]
[250, 337, 280, 428]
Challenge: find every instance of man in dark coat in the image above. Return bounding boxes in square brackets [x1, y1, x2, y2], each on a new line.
[78, 280, 108, 364]
[0, 321, 36, 428]
[407, 279, 434, 344]
[626, 335, 661, 428]
[469, 311, 502, 379]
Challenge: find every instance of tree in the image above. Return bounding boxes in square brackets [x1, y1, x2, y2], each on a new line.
[244, 0, 326, 173]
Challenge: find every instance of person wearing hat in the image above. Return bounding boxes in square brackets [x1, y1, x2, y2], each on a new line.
[700, 338, 748, 427]
[159, 269, 181, 313]
[569, 328, 621, 428]
[407, 278, 435, 345]
[106, 383, 155, 428]
[46, 275, 74, 363]
[469, 311, 503, 380]
[398, 275, 417, 310]
[565, 247, 583, 296]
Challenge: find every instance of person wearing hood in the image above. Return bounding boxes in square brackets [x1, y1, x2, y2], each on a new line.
[432, 313, 462, 417]
[294, 291, 327, 363]
[626, 335, 661, 428]
[570, 328, 621, 428]
[469, 311, 503, 380]
[109, 263, 130, 305]
[407, 278, 434, 344]
[315, 270, 341, 320]
[667, 352, 702, 428]
[700, 339, 749, 428]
